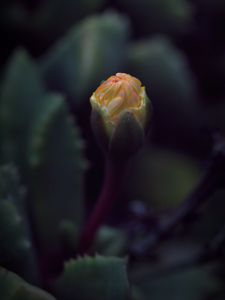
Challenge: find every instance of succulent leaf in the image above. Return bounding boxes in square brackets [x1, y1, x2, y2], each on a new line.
[54, 255, 129, 300]
[41, 12, 129, 107]
[29, 94, 87, 253]
[0, 267, 56, 300]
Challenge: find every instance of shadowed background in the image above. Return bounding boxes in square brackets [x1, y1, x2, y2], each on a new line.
[0, 0, 225, 300]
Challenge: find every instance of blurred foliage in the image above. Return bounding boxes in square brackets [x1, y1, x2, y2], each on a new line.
[118, 0, 192, 36]
[125, 146, 201, 210]
[131, 264, 219, 300]
[0, 49, 87, 258]
[126, 37, 202, 152]
[54, 255, 129, 300]
[0, 266, 55, 300]
[41, 12, 129, 107]
[0, 0, 225, 299]
[0, 165, 37, 282]
[94, 226, 127, 256]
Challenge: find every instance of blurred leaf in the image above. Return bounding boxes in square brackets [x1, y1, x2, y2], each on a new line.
[34, 0, 106, 40]
[125, 146, 201, 210]
[0, 49, 45, 174]
[0, 267, 56, 300]
[94, 226, 127, 256]
[131, 287, 145, 300]
[0, 48, 87, 257]
[0, 164, 24, 206]
[127, 37, 202, 151]
[29, 94, 87, 253]
[58, 220, 80, 255]
[131, 264, 219, 300]
[0, 165, 37, 282]
[118, 0, 192, 36]
[41, 12, 129, 107]
[54, 255, 129, 300]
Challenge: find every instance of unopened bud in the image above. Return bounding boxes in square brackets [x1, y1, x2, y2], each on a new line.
[90, 73, 151, 159]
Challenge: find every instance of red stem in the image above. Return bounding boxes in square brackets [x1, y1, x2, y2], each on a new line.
[79, 159, 127, 253]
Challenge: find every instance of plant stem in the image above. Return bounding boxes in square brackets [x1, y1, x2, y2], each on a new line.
[79, 158, 127, 253]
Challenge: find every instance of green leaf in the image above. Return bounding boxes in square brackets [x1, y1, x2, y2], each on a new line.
[0, 165, 37, 282]
[127, 37, 201, 151]
[0, 48, 87, 257]
[0, 201, 35, 281]
[131, 264, 219, 300]
[125, 146, 201, 210]
[119, 0, 192, 36]
[0, 164, 24, 205]
[0, 49, 46, 173]
[0, 267, 56, 300]
[54, 255, 129, 300]
[29, 94, 87, 253]
[94, 226, 127, 256]
[41, 12, 129, 107]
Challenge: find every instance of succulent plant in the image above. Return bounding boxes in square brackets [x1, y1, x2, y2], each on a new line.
[1, 2, 225, 300]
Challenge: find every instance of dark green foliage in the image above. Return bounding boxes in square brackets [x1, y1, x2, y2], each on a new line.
[0, 50, 45, 171]
[127, 37, 201, 150]
[0, 201, 28, 269]
[41, 12, 129, 107]
[0, 165, 37, 282]
[54, 255, 129, 300]
[0, 50, 87, 256]
[118, 0, 192, 36]
[0, 267, 56, 300]
[1, 0, 225, 299]
[29, 93, 87, 252]
[125, 146, 201, 210]
[0, 165, 24, 206]
[131, 264, 219, 300]
[94, 226, 127, 256]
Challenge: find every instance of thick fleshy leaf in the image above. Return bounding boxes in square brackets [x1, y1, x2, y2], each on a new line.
[118, 0, 192, 36]
[41, 12, 129, 107]
[127, 37, 202, 152]
[0, 165, 37, 282]
[94, 226, 127, 256]
[0, 49, 46, 173]
[0, 49, 87, 255]
[29, 94, 87, 253]
[131, 264, 219, 300]
[0, 267, 56, 300]
[54, 255, 129, 300]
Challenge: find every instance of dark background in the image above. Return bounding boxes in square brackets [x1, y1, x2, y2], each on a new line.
[1, 0, 225, 299]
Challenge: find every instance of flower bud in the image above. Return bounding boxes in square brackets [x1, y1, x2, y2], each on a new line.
[90, 73, 151, 159]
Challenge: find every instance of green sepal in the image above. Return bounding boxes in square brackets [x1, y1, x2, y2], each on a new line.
[109, 112, 144, 160]
[91, 108, 109, 154]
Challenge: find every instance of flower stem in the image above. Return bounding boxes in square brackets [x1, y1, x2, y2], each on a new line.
[79, 158, 127, 253]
